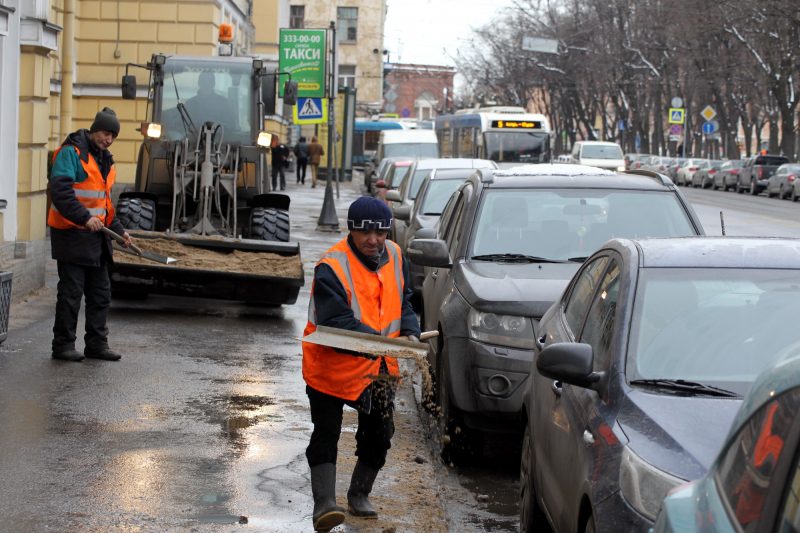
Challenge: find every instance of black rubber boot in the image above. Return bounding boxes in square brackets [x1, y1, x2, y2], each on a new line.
[310, 463, 345, 531]
[52, 348, 85, 362]
[347, 460, 379, 518]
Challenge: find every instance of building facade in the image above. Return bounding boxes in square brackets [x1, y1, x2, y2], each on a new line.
[383, 62, 455, 120]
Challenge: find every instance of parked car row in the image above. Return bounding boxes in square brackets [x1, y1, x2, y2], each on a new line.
[362, 157, 800, 532]
[626, 152, 800, 200]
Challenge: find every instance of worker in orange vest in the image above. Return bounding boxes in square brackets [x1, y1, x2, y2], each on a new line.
[302, 196, 420, 531]
[48, 107, 132, 362]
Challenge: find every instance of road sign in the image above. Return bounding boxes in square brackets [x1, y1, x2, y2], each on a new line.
[669, 124, 683, 135]
[671, 97, 683, 108]
[668, 108, 685, 124]
[279, 28, 327, 98]
[701, 105, 717, 121]
[522, 36, 559, 54]
[293, 97, 328, 124]
[702, 120, 719, 135]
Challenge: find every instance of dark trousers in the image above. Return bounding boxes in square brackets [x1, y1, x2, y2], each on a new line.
[305, 383, 395, 470]
[271, 164, 286, 190]
[52, 261, 111, 353]
[297, 157, 308, 183]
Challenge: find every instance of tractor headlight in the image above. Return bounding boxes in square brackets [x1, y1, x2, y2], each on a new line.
[257, 131, 273, 148]
[145, 122, 162, 139]
[619, 446, 685, 521]
[468, 309, 535, 350]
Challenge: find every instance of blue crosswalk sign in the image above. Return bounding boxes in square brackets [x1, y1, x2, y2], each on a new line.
[297, 97, 323, 120]
[668, 108, 685, 124]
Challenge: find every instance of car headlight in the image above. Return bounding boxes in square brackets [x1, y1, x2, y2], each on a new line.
[619, 446, 685, 521]
[468, 309, 535, 349]
[616, 165, 626, 171]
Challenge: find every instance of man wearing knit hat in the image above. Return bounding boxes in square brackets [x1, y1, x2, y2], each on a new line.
[47, 106, 132, 362]
[301, 196, 420, 531]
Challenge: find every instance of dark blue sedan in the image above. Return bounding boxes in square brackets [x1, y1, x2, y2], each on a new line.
[520, 237, 800, 533]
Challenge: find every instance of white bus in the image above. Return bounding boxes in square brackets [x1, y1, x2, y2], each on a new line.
[434, 107, 552, 167]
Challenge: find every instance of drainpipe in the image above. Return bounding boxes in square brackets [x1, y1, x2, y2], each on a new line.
[59, 0, 75, 139]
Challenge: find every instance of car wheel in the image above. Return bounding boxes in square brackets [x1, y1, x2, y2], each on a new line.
[437, 340, 479, 466]
[736, 180, 744, 194]
[750, 179, 759, 195]
[792, 188, 799, 202]
[520, 424, 547, 532]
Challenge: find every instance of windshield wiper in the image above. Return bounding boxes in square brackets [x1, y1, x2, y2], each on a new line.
[471, 253, 567, 263]
[630, 379, 739, 398]
[568, 256, 589, 262]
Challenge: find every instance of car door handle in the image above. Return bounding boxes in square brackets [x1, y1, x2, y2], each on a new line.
[431, 271, 438, 279]
[551, 380, 562, 397]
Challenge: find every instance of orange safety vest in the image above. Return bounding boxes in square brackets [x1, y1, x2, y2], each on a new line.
[47, 145, 117, 230]
[303, 238, 406, 401]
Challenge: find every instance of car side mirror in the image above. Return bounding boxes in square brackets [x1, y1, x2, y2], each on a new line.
[121, 75, 137, 100]
[406, 238, 451, 268]
[414, 227, 436, 240]
[536, 343, 602, 389]
[385, 190, 402, 202]
[393, 205, 411, 221]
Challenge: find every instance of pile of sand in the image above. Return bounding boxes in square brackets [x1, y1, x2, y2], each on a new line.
[114, 235, 302, 278]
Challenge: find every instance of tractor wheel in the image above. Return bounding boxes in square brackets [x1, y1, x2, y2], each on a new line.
[116, 197, 156, 231]
[249, 207, 290, 242]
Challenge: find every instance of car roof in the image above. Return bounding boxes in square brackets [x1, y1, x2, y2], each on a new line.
[613, 236, 800, 269]
[430, 168, 478, 180]
[482, 164, 673, 190]
[411, 158, 495, 170]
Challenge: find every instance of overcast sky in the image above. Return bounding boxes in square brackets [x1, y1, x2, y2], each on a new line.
[383, 0, 513, 67]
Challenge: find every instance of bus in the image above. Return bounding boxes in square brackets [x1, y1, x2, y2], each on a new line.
[434, 107, 552, 167]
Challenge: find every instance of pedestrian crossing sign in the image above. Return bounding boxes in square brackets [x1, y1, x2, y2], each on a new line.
[293, 97, 327, 124]
[668, 108, 685, 124]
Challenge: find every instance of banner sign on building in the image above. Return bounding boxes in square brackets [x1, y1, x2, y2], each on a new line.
[279, 28, 327, 98]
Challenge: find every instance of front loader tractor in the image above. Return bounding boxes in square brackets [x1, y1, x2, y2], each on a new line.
[110, 53, 305, 305]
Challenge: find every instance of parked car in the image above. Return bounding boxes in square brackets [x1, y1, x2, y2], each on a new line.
[737, 153, 790, 195]
[569, 141, 625, 171]
[520, 236, 800, 533]
[766, 163, 800, 200]
[386, 158, 496, 248]
[654, 349, 800, 532]
[666, 157, 686, 182]
[714, 160, 744, 191]
[692, 159, 724, 188]
[407, 164, 704, 462]
[367, 156, 408, 194]
[624, 153, 647, 170]
[643, 156, 675, 175]
[676, 158, 708, 186]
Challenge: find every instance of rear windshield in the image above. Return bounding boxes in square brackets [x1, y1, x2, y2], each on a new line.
[420, 179, 464, 215]
[471, 189, 697, 261]
[756, 156, 789, 166]
[580, 144, 623, 160]
[384, 143, 439, 159]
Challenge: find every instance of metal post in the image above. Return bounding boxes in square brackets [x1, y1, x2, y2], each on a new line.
[317, 21, 340, 232]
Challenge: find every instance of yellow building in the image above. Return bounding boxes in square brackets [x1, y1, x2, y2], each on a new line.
[0, 0, 286, 299]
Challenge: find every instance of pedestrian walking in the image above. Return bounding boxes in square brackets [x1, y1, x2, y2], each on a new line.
[271, 135, 289, 191]
[302, 196, 421, 531]
[48, 107, 132, 362]
[308, 135, 324, 188]
[294, 136, 309, 185]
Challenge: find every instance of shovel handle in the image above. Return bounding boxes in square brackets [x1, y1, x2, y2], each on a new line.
[100, 226, 143, 256]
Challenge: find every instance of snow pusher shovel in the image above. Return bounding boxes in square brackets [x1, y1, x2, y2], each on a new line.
[100, 226, 176, 265]
[301, 325, 436, 360]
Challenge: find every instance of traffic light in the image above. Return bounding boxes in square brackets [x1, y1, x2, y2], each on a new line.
[283, 80, 298, 106]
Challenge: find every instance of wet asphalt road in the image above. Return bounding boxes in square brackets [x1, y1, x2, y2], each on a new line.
[1, 173, 799, 533]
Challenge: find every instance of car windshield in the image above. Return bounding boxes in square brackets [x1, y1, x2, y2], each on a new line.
[756, 156, 789, 166]
[470, 189, 697, 261]
[160, 59, 252, 144]
[484, 132, 549, 163]
[628, 268, 800, 395]
[581, 145, 623, 159]
[384, 143, 439, 159]
[420, 179, 464, 215]
[389, 165, 411, 188]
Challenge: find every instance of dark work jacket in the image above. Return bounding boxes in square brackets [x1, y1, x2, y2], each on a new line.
[312, 235, 420, 337]
[48, 129, 125, 266]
